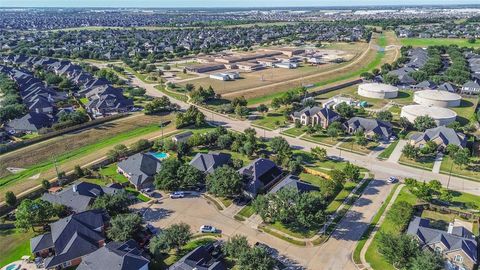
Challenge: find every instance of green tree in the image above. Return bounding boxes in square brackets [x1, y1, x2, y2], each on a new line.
[74, 165, 84, 177]
[149, 223, 192, 255]
[311, 146, 327, 161]
[386, 201, 414, 230]
[5, 191, 16, 207]
[336, 102, 355, 118]
[343, 162, 361, 182]
[107, 213, 142, 242]
[270, 136, 291, 156]
[376, 111, 393, 122]
[222, 235, 250, 259]
[414, 116, 436, 132]
[377, 233, 419, 269]
[15, 199, 54, 231]
[402, 144, 419, 160]
[237, 247, 276, 270]
[206, 166, 243, 197]
[410, 250, 444, 270]
[452, 148, 470, 168]
[257, 104, 269, 114]
[91, 192, 132, 217]
[41, 179, 51, 190]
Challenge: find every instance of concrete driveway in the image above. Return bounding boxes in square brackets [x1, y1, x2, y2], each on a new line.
[131, 175, 394, 270]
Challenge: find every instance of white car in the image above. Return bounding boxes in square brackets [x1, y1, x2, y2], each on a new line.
[170, 191, 185, 199]
[387, 177, 399, 183]
[200, 225, 217, 233]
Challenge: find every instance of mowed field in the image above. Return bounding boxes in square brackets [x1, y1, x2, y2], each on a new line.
[0, 113, 176, 200]
[178, 42, 367, 96]
[400, 38, 480, 48]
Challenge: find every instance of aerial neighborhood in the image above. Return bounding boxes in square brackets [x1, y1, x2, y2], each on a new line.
[1, 5, 480, 270]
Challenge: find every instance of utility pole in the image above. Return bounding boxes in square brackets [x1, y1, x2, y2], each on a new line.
[53, 156, 61, 186]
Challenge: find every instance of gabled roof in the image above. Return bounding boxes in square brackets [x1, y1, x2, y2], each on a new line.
[31, 210, 108, 268]
[345, 117, 393, 138]
[41, 181, 121, 213]
[407, 216, 477, 264]
[77, 240, 150, 270]
[117, 153, 162, 187]
[6, 112, 53, 132]
[239, 158, 283, 196]
[438, 82, 456, 92]
[462, 80, 480, 89]
[169, 244, 226, 270]
[269, 174, 319, 194]
[409, 126, 466, 148]
[292, 106, 339, 121]
[189, 152, 231, 174]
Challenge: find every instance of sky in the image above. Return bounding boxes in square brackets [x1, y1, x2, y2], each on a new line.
[2, 0, 479, 8]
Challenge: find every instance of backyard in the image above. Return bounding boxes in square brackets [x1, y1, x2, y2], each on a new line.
[0, 228, 35, 268]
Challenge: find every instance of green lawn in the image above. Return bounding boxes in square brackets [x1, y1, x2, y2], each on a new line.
[0, 229, 35, 268]
[400, 38, 480, 48]
[237, 204, 255, 218]
[365, 186, 418, 270]
[281, 127, 306, 137]
[338, 139, 379, 155]
[0, 123, 168, 190]
[155, 85, 188, 102]
[325, 181, 357, 214]
[301, 134, 340, 146]
[19, 133, 40, 140]
[251, 113, 288, 130]
[79, 97, 89, 105]
[377, 141, 399, 160]
[450, 98, 478, 126]
[440, 155, 480, 182]
[99, 163, 129, 183]
[398, 154, 435, 170]
[125, 187, 150, 202]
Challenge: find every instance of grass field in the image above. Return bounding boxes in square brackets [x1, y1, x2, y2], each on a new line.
[440, 155, 480, 182]
[0, 114, 176, 201]
[400, 38, 480, 48]
[398, 153, 435, 170]
[450, 98, 478, 126]
[251, 113, 288, 130]
[337, 138, 379, 155]
[301, 134, 341, 146]
[281, 127, 306, 137]
[377, 141, 399, 160]
[0, 229, 35, 268]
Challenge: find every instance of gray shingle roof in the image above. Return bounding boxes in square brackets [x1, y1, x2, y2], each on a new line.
[5, 112, 53, 132]
[77, 240, 150, 270]
[409, 126, 466, 148]
[268, 174, 319, 194]
[239, 158, 283, 197]
[169, 244, 226, 270]
[117, 153, 162, 187]
[407, 216, 477, 263]
[292, 106, 339, 121]
[345, 117, 393, 138]
[189, 152, 231, 174]
[41, 181, 121, 213]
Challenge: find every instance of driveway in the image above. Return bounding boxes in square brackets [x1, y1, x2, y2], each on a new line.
[131, 175, 394, 270]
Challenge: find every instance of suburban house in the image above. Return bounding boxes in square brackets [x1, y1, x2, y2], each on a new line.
[77, 240, 150, 270]
[268, 174, 319, 194]
[344, 117, 393, 140]
[189, 152, 232, 174]
[407, 216, 478, 270]
[117, 153, 162, 190]
[409, 126, 466, 151]
[5, 112, 54, 134]
[438, 82, 456, 93]
[30, 210, 108, 269]
[411, 80, 437, 90]
[238, 158, 284, 198]
[461, 81, 480, 94]
[291, 106, 340, 129]
[41, 181, 122, 213]
[169, 243, 226, 270]
[172, 131, 193, 143]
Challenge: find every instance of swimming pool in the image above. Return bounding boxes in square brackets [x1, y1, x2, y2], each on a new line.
[6, 264, 19, 270]
[149, 152, 169, 160]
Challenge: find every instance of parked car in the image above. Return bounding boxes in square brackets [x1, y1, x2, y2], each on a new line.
[200, 225, 217, 233]
[387, 176, 398, 183]
[170, 191, 185, 199]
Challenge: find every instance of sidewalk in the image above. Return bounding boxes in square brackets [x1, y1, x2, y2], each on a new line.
[387, 139, 407, 163]
[432, 152, 444, 174]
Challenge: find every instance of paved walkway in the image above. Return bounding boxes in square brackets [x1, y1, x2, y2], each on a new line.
[359, 184, 404, 270]
[387, 139, 407, 163]
[432, 152, 444, 174]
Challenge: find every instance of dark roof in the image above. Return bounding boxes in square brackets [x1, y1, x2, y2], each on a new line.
[409, 126, 466, 148]
[239, 158, 283, 197]
[173, 131, 193, 140]
[6, 112, 53, 132]
[169, 244, 226, 270]
[31, 210, 108, 268]
[345, 117, 393, 138]
[407, 216, 477, 263]
[189, 152, 231, 174]
[41, 181, 121, 212]
[269, 174, 319, 194]
[77, 240, 150, 270]
[292, 106, 339, 121]
[117, 153, 162, 187]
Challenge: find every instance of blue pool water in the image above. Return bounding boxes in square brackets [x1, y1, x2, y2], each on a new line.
[6, 264, 19, 270]
[149, 152, 169, 160]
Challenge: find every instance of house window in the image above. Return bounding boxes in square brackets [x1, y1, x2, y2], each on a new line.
[454, 255, 463, 263]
